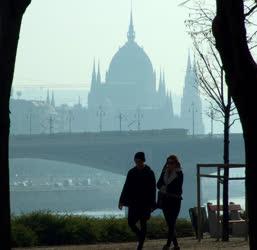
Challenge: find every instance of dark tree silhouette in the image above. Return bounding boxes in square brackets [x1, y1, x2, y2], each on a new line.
[213, 0, 257, 248]
[186, 3, 241, 240]
[195, 48, 237, 241]
[185, 0, 257, 242]
[0, 0, 31, 249]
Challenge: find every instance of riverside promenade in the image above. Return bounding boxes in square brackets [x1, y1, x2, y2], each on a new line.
[14, 237, 249, 250]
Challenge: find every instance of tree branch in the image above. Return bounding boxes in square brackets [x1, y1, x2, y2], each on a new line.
[245, 4, 257, 17]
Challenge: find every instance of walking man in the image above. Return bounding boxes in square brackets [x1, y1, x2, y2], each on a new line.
[119, 152, 156, 250]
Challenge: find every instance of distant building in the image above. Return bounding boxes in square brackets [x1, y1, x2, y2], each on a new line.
[10, 92, 87, 135]
[87, 11, 204, 133]
[180, 54, 205, 135]
[10, 12, 205, 135]
[87, 11, 178, 131]
[10, 99, 56, 135]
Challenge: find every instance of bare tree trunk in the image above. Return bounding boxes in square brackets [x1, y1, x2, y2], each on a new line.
[213, 0, 257, 248]
[0, 1, 31, 249]
[0, 104, 11, 249]
[244, 120, 257, 248]
[222, 95, 231, 241]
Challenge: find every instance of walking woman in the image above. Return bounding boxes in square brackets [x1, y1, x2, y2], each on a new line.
[157, 155, 183, 250]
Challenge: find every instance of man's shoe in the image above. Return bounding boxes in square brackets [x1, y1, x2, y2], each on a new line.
[137, 241, 144, 250]
[172, 247, 180, 250]
[137, 232, 145, 250]
[162, 245, 170, 250]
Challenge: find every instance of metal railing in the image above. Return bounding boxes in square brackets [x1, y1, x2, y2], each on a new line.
[196, 163, 247, 241]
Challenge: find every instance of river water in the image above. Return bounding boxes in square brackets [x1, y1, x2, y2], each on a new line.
[10, 159, 246, 218]
[202, 168, 246, 209]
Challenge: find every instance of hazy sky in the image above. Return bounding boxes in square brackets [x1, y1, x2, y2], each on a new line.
[12, 0, 244, 133]
[13, 0, 192, 95]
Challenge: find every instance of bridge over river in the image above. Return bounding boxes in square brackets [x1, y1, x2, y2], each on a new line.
[9, 129, 245, 215]
[10, 129, 244, 176]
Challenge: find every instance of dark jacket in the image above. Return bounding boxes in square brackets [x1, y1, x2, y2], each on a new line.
[157, 170, 183, 200]
[119, 165, 156, 208]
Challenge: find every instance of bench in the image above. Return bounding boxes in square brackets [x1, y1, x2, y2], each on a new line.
[207, 203, 247, 238]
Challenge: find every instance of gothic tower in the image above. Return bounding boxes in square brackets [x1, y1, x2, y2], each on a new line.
[158, 70, 166, 102]
[90, 60, 97, 91]
[180, 52, 205, 135]
[46, 89, 50, 105]
[88, 60, 101, 109]
[51, 91, 55, 107]
[96, 61, 101, 85]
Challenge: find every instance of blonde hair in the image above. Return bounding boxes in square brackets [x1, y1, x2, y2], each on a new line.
[166, 155, 181, 169]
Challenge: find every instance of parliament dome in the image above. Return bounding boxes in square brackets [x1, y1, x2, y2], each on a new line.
[106, 12, 154, 87]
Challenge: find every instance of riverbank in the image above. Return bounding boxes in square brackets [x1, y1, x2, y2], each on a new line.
[13, 237, 249, 250]
[11, 212, 193, 248]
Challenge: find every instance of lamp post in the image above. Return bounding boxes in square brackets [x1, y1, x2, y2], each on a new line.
[68, 110, 74, 133]
[117, 112, 125, 132]
[27, 112, 32, 135]
[135, 108, 143, 131]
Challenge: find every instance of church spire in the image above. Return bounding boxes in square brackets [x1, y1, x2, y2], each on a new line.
[186, 49, 192, 75]
[169, 91, 174, 115]
[180, 52, 205, 134]
[158, 70, 163, 92]
[91, 60, 97, 91]
[127, 9, 135, 42]
[192, 57, 200, 92]
[163, 71, 166, 86]
[51, 91, 55, 107]
[46, 89, 50, 105]
[97, 61, 101, 84]
[158, 69, 166, 96]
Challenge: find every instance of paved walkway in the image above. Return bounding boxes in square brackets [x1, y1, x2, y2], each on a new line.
[14, 237, 249, 250]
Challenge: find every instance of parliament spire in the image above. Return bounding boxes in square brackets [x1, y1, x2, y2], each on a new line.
[127, 9, 135, 42]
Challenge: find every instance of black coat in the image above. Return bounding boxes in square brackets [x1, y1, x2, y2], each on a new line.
[119, 165, 156, 208]
[157, 170, 183, 200]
